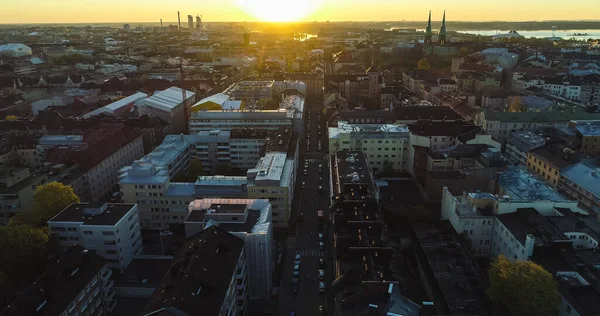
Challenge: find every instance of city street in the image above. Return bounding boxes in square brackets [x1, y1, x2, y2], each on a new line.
[278, 107, 333, 316]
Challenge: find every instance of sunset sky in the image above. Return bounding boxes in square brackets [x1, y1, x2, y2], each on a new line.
[1, 0, 599, 23]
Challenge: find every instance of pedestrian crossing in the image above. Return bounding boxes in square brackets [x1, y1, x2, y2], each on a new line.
[296, 249, 324, 257]
[305, 158, 326, 164]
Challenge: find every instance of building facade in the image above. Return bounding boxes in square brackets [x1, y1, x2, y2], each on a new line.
[48, 203, 143, 271]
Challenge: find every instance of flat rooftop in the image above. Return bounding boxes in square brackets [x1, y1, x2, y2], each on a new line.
[208, 203, 247, 213]
[49, 203, 135, 226]
[497, 166, 568, 202]
[335, 151, 376, 196]
[561, 162, 600, 198]
[496, 208, 566, 245]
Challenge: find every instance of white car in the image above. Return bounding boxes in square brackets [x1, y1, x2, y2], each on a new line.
[319, 281, 326, 293]
[294, 255, 301, 264]
[293, 264, 300, 277]
[318, 233, 324, 240]
[319, 269, 325, 280]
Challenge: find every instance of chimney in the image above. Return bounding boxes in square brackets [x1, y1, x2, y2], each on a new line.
[178, 11, 181, 29]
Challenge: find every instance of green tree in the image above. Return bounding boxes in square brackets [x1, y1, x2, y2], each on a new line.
[459, 47, 470, 57]
[509, 97, 526, 113]
[417, 58, 431, 70]
[0, 225, 49, 289]
[4, 115, 17, 121]
[11, 182, 80, 227]
[488, 255, 559, 316]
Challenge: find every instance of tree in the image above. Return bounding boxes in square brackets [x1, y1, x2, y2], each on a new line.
[459, 47, 470, 57]
[488, 255, 559, 316]
[0, 225, 49, 289]
[4, 115, 17, 121]
[10, 182, 80, 227]
[417, 58, 431, 70]
[508, 97, 526, 113]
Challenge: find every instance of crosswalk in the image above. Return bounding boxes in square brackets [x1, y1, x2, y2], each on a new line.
[296, 249, 324, 257]
[305, 158, 326, 164]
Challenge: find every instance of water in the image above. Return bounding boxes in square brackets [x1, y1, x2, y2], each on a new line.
[406, 28, 600, 39]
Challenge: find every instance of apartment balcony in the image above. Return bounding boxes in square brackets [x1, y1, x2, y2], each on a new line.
[102, 279, 114, 293]
[105, 297, 117, 312]
[101, 269, 112, 284]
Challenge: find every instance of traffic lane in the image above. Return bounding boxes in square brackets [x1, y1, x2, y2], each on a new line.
[279, 245, 298, 315]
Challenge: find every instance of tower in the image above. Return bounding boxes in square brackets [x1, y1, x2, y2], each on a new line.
[243, 31, 250, 47]
[196, 15, 202, 29]
[439, 10, 447, 46]
[177, 11, 181, 29]
[424, 10, 432, 45]
[188, 15, 194, 30]
[366, 45, 380, 101]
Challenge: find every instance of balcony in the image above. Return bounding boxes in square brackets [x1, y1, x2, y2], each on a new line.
[102, 279, 114, 293]
[101, 269, 112, 283]
[105, 298, 117, 312]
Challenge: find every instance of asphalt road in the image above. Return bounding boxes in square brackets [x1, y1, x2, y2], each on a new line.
[278, 107, 333, 316]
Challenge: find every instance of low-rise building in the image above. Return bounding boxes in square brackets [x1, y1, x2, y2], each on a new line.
[142, 225, 248, 316]
[185, 198, 273, 299]
[527, 144, 579, 187]
[2, 245, 117, 315]
[328, 121, 410, 173]
[505, 131, 546, 166]
[48, 202, 143, 271]
[559, 161, 600, 217]
[0, 166, 48, 223]
[137, 86, 196, 134]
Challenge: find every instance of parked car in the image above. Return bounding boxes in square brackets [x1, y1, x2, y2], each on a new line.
[299, 213, 304, 222]
[318, 233, 324, 241]
[319, 258, 325, 269]
[319, 269, 325, 280]
[302, 182, 306, 189]
[294, 254, 301, 264]
[319, 281, 326, 293]
[293, 264, 300, 277]
[319, 242, 324, 250]
[319, 186, 323, 193]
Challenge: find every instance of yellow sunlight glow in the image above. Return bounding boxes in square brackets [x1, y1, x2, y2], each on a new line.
[237, 0, 321, 22]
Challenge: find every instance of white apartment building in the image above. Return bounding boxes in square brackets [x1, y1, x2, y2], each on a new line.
[119, 163, 195, 230]
[185, 198, 273, 299]
[247, 152, 295, 227]
[48, 203, 143, 271]
[137, 87, 196, 134]
[128, 134, 192, 179]
[328, 121, 410, 173]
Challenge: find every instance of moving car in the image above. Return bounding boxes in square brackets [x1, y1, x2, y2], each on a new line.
[301, 182, 306, 189]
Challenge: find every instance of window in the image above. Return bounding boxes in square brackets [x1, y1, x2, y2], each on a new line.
[83, 231, 93, 235]
[102, 231, 115, 236]
[232, 216, 238, 220]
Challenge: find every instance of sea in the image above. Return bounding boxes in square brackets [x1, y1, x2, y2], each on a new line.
[411, 29, 600, 39]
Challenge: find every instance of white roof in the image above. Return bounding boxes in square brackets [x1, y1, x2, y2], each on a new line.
[142, 87, 195, 112]
[192, 93, 230, 108]
[83, 92, 148, 118]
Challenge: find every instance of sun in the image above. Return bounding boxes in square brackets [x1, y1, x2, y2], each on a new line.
[237, 0, 322, 22]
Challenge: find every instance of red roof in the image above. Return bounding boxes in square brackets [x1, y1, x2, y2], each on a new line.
[46, 128, 142, 170]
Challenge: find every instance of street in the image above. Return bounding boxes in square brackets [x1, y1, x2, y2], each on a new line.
[278, 106, 333, 316]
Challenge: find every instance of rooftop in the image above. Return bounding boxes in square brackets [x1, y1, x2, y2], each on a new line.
[186, 198, 271, 234]
[408, 121, 481, 137]
[575, 122, 600, 136]
[195, 175, 247, 187]
[394, 106, 462, 121]
[2, 246, 106, 316]
[496, 208, 566, 245]
[335, 121, 409, 136]
[49, 203, 136, 226]
[334, 151, 376, 197]
[412, 221, 487, 316]
[529, 145, 579, 170]
[497, 166, 568, 202]
[561, 161, 600, 198]
[507, 131, 546, 151]
[119, 163, 169, 185]
[483, 108, 600, 123]
[546, 208, 600, 243]
[141, 86, 195, 112]
[248, 152, 288, 186]
[142, 226, 244, 316]
[135, 134, 190, 169]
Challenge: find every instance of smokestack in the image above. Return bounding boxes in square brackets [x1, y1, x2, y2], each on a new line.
[160, 19, 163, 27]
[178, 11, 181, 29]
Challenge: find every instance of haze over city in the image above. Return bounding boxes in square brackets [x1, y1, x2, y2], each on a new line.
[2, 0, 600, 23]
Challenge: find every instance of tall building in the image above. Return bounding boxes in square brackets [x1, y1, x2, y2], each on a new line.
[424, 11, 432, 45]
[187, 15, 193, 30]
[2, 246, 117, 315]
[439, 10, 447, 46]
[142, 225, 248, 316]
[196, 15, 202, 29]
[185, 198, 273, 299]
[48, 202, 143, 271]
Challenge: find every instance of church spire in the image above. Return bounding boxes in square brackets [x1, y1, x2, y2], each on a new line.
[439, 10, 447, 46]
[424, 10, 432, 45]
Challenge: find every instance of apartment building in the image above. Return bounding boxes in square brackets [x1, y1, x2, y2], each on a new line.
[2, 246, 117, 315]
[46, 128, 145, 203]
[185, 198, 273, 299]
[194, 176, 248, 198]
[559, 161, 600, 216]
[119, 163, 195, 230]
[137, 86, 196, 134]
[186, 130, 232, 174]
[505, 131, 545, 166]
[132, 134, 192, 179]
[557, 121, 600, 156]
[247, 152, 296, 227]
[0, 166, 47, 223]
[48, 203, 143, 271]
[475, 109, 600, 145]
[527, 145, 579, 187]
[142, 226, 248, 316]
[328, 121, 410, 173]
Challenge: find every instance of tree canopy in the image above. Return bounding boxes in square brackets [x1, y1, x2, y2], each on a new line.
[0, 225, 49, 289]
[508, 97, 526, 113]
[10, 182, 80, 227]
[488, 255, 559, 316]
[417, 58, 431, 70]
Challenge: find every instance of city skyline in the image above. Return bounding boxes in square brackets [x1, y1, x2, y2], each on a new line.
[1, 0, 600, 24]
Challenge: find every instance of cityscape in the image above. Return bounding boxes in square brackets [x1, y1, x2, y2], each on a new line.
[0, 2, 600, 316]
